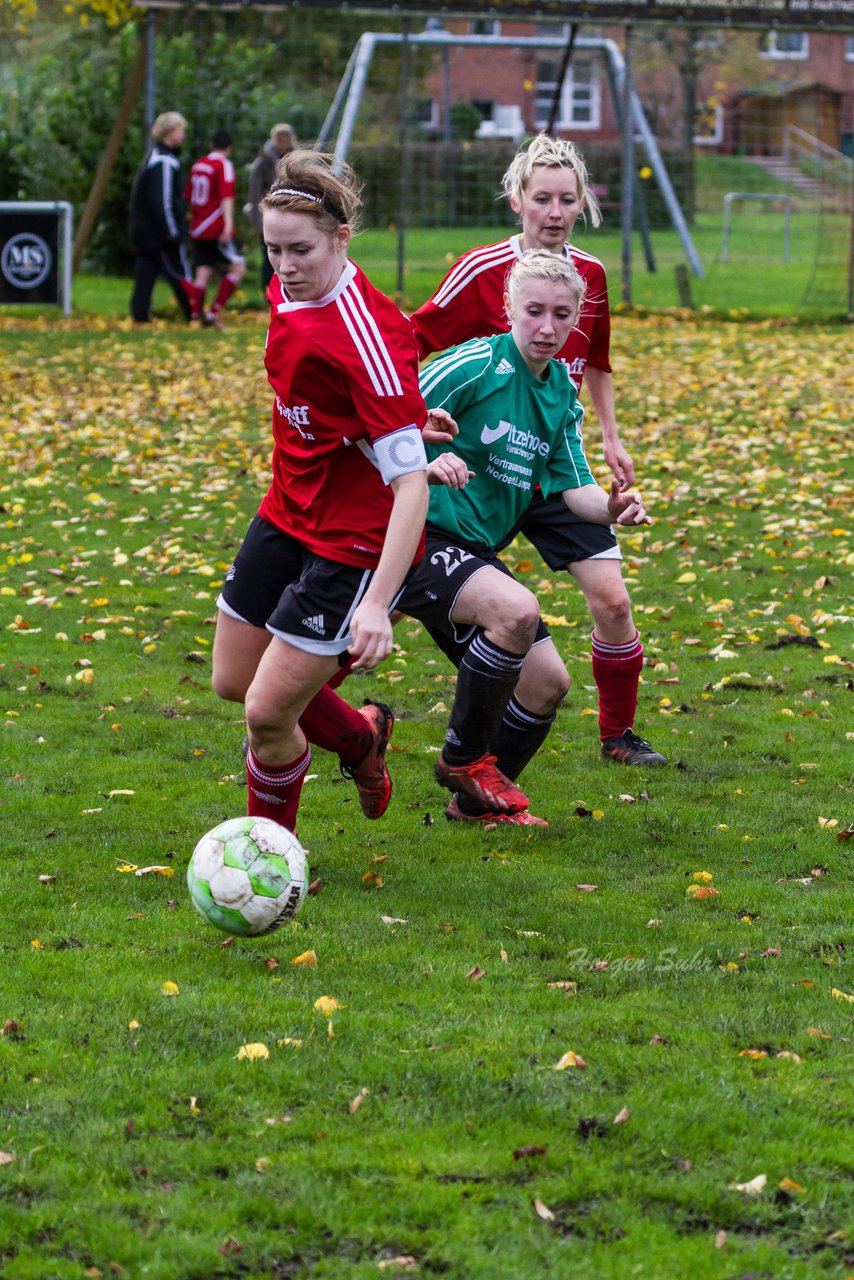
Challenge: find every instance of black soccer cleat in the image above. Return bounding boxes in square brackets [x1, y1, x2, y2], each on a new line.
[601, 728, 667, 766]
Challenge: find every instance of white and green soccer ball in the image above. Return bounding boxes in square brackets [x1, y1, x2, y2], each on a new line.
[187, 816, 308, 936]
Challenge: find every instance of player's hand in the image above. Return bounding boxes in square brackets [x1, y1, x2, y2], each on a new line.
[604, 440, 635, 490]
[607, 478, 651, 526]
[422, 408, 458, 445]
[348, 601, 393, 670]
[426, 453, 474, 490]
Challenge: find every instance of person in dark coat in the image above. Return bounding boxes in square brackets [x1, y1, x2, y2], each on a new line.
[245, 123, 297, 291]
[129, 111, 202, 323]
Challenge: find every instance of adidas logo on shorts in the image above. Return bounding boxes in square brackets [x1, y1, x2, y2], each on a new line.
[495, 358, 515, 376]
[302, 614, 326, 635]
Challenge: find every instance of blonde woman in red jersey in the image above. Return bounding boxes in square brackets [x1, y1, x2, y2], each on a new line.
[212, 151, 430, 834]
[411, 134, 665, 768]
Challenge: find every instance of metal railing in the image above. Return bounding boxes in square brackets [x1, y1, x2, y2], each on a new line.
[783, 124, 852, 193]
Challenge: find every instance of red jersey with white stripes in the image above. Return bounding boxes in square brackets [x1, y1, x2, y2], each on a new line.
[410, 234, 611, 391]
[185, 152, 235, 241]
[259, 261, 428, 569]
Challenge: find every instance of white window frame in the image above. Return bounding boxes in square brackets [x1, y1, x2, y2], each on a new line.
[759, 31, 809, 60]
[845, 35, 854, 60]
[470, 18, 501, 36]
[415, 97, 439, 132]
[693, 102, 724, 146]
[534, 55, 601, 131]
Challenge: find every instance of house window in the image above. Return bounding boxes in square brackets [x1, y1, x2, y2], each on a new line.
[415, 98, 439, 132]
[759, 31, 808, 59]
[536, 21, 571, 38]
[470, 19, 500, 36]
[693, 101, 724, 146]
[534, 55, 600, 130]
[845, 35, 854, 60]
[471, 99, 496, 122]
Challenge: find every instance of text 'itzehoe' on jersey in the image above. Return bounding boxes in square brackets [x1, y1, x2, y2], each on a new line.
[410, 233, 611, 392]
[259, 261, 428, 569]
[420, 330, 595, 550]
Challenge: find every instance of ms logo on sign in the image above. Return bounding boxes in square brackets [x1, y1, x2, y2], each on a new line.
[1, 233, 52, 291]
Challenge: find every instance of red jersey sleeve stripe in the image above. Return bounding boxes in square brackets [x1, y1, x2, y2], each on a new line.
[431, 241, 516, 309]
[337, 283, 404, 397]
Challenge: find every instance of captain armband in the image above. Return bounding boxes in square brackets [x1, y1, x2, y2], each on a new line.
[372, 425, 428, 485]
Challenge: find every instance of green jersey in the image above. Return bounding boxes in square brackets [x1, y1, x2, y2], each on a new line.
[419, 331, 595, 548]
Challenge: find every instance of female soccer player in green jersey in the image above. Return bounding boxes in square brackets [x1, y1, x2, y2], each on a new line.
[401, 250, 651, 827]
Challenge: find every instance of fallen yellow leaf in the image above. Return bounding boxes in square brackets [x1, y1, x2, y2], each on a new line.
[236, 1042, 269, 1062]
[533, 1197, 556, 1222]
[161, 981, 180, 997]
[290, 950, 317, 968]
[349, 1087, 369, 1114]
[731, 1173, 767, 1196]
[314, 996, 345, 1016]
[552, 1050, 587, 1070]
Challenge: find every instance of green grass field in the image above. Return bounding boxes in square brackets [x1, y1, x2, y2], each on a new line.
[0, 311, 852, 1278]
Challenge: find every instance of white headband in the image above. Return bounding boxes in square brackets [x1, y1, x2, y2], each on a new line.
[266, 187, 345, 222]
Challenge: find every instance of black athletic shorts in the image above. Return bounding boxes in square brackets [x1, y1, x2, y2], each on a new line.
[218, 514, 408, 657]
[191, 235, 245, 270]
[499, 488, 620, 570]
[398, 526, 550, 669]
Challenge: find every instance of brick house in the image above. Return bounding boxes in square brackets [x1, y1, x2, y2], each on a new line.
[421, 18, 854, 158]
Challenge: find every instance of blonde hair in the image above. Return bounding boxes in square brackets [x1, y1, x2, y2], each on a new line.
[260, 150, 362, 235]
[271, 123, 296, 146]
[502, 133, 602, 229]
[506, 248, 586, 315]
[151, 111, 186, 143]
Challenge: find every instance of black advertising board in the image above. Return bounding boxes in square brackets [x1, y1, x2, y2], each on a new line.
[0, 209, 61, 306]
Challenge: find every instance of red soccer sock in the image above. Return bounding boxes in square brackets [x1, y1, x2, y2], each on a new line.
[299, 685, 370, 764]
[246, 744, 311, 832]
[327, 655, 356, 690]
[591, 630, 644, 741]
[181, 279, 205, 319]
[210, 274, 239, 314]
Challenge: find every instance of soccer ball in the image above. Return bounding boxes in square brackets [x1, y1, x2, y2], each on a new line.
[187, 816, 308, 937]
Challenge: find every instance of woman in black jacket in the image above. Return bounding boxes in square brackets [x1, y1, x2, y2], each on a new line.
[128, 111, 201, 323]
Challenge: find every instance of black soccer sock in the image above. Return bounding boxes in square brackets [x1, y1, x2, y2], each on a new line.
[456, 696, 556, 816]
[492, 696, 556, 781]
[443, 633, 525, 766]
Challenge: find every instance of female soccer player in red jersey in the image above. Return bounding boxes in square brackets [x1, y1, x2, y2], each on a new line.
[410, 134, 666, 768]
[212, 151, 430, 834]
[402, 250, 651, 826]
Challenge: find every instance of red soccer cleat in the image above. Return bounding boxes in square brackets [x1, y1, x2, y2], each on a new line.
[340, 700, 394, 820]
[434, 751, 529, 814]
[444, 796, 549, 827]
